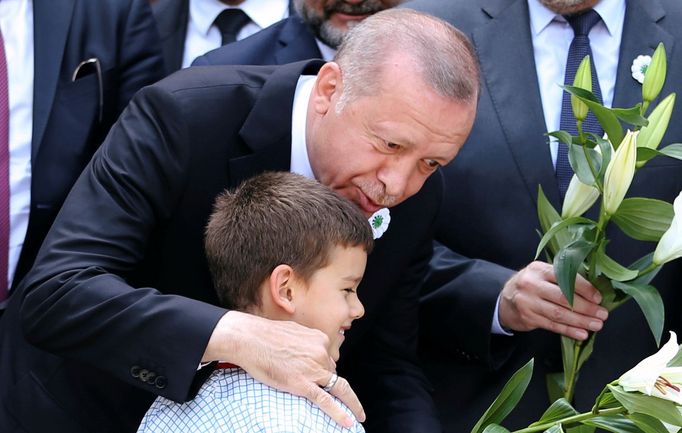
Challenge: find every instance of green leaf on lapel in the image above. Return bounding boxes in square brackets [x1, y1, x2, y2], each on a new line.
[470, 359, 534, 433]
[612, 281, 664, 346]
[611, 198, 673, 242]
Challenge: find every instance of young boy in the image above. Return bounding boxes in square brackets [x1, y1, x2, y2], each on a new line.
[137, 172, 373, 433]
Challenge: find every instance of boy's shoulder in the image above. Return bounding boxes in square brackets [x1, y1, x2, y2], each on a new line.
[137, 368, 365, 433]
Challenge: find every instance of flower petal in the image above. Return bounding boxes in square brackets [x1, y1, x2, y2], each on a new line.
[619, 331, 679, 395]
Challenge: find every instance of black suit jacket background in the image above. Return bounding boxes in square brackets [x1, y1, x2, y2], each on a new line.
[10, 0, 163, 293]
[1, 61, 442, 433]
[403, 0, 682, 431]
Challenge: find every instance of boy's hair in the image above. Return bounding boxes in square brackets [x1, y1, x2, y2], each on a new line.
[205, 171, 374, 310]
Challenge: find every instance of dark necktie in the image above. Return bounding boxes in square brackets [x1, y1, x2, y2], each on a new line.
[214, 9, 251, 46]
[0, 27, 9, 300]
[557, 9, 603, 198]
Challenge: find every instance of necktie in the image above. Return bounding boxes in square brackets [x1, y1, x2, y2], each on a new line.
[557, 9, 603, 198]
[0, 28, 9, 300]
[214, 9, 251, 46]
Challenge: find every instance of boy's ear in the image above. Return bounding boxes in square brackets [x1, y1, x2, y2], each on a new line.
[268, 264, 298, 314]
[311, 62, 342, 115]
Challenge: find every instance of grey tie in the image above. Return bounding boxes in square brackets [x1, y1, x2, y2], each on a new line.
[214, 9, 251, 45]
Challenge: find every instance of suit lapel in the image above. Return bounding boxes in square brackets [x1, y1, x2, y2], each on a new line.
[32, 0, 75, 160]
[473, 0, 561, 208]
[274, 17, 322, 64]
[229, 60, 324, 183]
[152, 0, 189, 73]
[613, 0, 672, 109]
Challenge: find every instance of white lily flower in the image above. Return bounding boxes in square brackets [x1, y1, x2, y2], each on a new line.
[368, 208, 390, 239]
[603, 130, 638, 215]
[619, 331, 682, 405]
[654, 191, 682, 265]
[561, 175, 600, 219]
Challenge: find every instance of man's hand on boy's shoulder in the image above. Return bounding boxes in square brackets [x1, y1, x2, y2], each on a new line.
[204, 311, 365, 428]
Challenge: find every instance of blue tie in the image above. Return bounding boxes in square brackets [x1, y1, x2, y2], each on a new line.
[557, 9, 603, 198]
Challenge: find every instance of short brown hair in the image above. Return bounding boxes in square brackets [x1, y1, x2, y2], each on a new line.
[205, 172, 374, 310]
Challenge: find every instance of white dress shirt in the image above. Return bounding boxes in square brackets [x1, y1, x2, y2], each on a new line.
[182, 0, 289, 68]
[0, 0, 33, 290]
[528, 0, 625, 165]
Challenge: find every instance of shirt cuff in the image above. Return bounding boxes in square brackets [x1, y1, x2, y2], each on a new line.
[491, 294, 514, 336]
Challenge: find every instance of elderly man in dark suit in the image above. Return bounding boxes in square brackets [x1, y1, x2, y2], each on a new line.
[0, 0, 162, 313]
[403, 0, 682, 431]
[0, 9, 480, 433]
[194, 0, 404, 66]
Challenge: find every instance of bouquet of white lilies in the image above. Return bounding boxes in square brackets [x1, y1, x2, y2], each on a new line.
[472, 43, 682, 433]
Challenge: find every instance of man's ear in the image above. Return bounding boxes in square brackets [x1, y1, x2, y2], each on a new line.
[267, 264, 298, 314]
[311, 62, 343, 115]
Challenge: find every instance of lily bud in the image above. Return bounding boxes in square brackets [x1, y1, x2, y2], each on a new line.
[653, 191, 682, 266]
[571, 56, 592, 122]
[638, 93, 676, 153]
[561, 175, 599, 219]
[642, 43, 667, 103]
[603, 130, 638, 215]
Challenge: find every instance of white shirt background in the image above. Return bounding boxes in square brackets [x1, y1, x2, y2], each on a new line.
[0, 0, 33, 290]
[182, 0, 289, 68]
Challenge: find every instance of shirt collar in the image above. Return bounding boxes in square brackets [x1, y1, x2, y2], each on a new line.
[290, 75, 318, 179]
[528, 0, 625, 37]
[315, 39, 337, 62]
[189, 0, 289, 36]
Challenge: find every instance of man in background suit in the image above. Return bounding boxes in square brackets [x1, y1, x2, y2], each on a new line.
[0, 10, 480, 433]
[194, 0, 404, 65]
[404, 0, 682, 430]
[0, 0, 163, 312]
[152, 0, 294, 74]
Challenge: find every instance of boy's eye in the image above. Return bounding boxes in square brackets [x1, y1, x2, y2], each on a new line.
[343, 288, 356, 294]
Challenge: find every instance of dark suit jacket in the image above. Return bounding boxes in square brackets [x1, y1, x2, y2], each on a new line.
[0, 61, 442, 433]
[152, 0, 298, 75]
[193, 15, 323, 66]
[5, 0, 163, 301]
[403, 0, 682, 431]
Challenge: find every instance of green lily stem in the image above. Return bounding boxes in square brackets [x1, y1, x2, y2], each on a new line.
[591, 381, 619, 414]
[511, 407, 626, 433]
[638, 262, 658, 277]
[642, 100, 650, 117]
[564, 339, 585, 403]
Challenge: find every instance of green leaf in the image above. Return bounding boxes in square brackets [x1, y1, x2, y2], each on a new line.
[609, 384, 682, 426]
[554, 239, 595, 305]
[583, 414, 645, 433]
[471, 359, 535, 433]
[482, 424, 511, 433]
[629, 253, 661, 286]
[611, 198, 673, 242]
[545, 425, 565, 433]
[536, 216, 595, 260]
[576, 332, 597, 372]
[537, 186, 571, 257]
[638, 143, 682, 163]
[546, 373, 567, 403]
[611, 105, 648, 127]
[530, 399, 578, 427]
[595, 242, 639, 281]
[589, 133, 613, 182]
[612, 281, 664, 346]
[548, 131, 576, 146]
[659, 143, 682, 160]
[561, 336, 575, 396]
[562, 85, 625, 146]
[568, 143, 602, 186]
[565, 426, 595, 433]
[667, 344, 682, 367]
[628, 413, 672, 433]
[597, 391, 623, 410]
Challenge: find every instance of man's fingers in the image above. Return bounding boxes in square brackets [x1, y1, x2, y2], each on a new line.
[574, 273, 603, 303]
[540, 284, 609, 322]
[531, 297, 604, 335]
[327, 375, 365, 422]
[303, 382, 354, 428]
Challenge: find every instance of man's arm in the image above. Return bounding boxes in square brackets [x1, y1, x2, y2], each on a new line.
[18, 82, 362, 426]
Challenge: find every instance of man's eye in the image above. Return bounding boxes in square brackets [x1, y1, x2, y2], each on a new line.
[386, 142, 400, 150]
[425, 159, 440, 169]
[343, 288, 356, 294]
